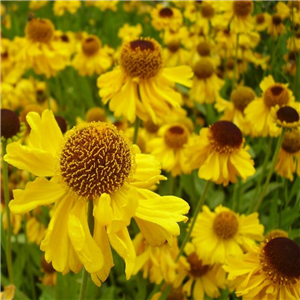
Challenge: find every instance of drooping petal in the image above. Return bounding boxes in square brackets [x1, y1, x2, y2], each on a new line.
[5, 142, 56, 177]
[40, 194, 81, 273]
[161, 66, 193, 88]
[68, 201, 104, 274]
[107, 225, 136, 280]
[91, 224, 114, 287]
[9, 177, 66, 214]
[134, 189, 189, 246]
[93, 193, 114, 227]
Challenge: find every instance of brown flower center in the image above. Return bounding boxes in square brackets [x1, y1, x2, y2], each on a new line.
[276, 106, 299, 124]
[60, 123, 133, 199]
[166, 287, 185, 300]
[143, 119, 160, 134]
[263, 84, 289, 108]
[25, 18, 54, 43]
[187, 252, 211, 277]
[193, 58, 214, 79]
[233, 1, 253, 17]
[282, 130, 300, 154]
[164, 124, 189, 149]
[272, 14, 282, 25]
[197, 41, 210, 56]
[1, 109, 20, 139]
[213, 211, 239, 239]
[41, 255, 55, 274]
[159, 7, 173, 18]
[260, 237, 300, 285]
[200, 3, 215, 19]
[265, 229, 288, 242]
[167, 40, 180, 53]
[230, 86, 256, 112]
[256, 13, 265, 24]
[55, 116, 68, 134]
[120, 38, 163, 80]
[209, 121, 243, 153]
[82, 36, 101, 56]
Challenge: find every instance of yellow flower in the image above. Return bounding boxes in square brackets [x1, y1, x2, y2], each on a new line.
[215, 1, 254, 34]
[0, 285, 15, 300]
[26, 216, 46, 245]
[271, 103, 300, 129]
[72, 35, 113, 76]
[244, 75, 295, 137]
[53, 1, 81, 16]
[90, 1, 119, 12]
[150, 4, 183, 32]
[224, 237, 300, 300]
[190, 58, 224, 104]
[5, 110, 189, 286]
[185, 121, 255, 186]
[29, 1, 48, 10]
[97, 37, 193, 124]
[176, 242, 226, 300]
[118, 23, 142, 43]
[215, 86, 256, 135]
[133, 233, 179, 284]
[148, 123, 193, 177]
[275, 129, 300, 181]
[191, 205, 264, 265]
[254, 12, 270, 31]
[265, 11, 288, 38]
[13, 17, 70, 78]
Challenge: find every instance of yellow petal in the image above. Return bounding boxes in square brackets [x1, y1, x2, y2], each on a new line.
[26, 109, 63, 156]
[93, 193, 114, 227]
[134, 189, 189, 246]
[108, 226, 135, 280]
[91, 224, 114, 287]
[68, 201, 104, 274]
[5, 142, 56, 176]
[9, 177, 66, 214]
[40, 194, 80, 273]
[162, 66, 193, 88]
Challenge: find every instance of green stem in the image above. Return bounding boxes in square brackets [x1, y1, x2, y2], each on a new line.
[254, 130, 285, 212]
[175, 180, 211, 262]
[133, 117, 140, 145]
[2, 140, 14, 284]
[231, 179, 240, 212]
[233, 33, 240, 88]
[78, 201, 94, 300]
[247, 137, 273, 213]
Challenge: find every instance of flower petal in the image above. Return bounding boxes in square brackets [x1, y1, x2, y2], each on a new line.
[68, 201, 104, 274]
[9, 177, 66, 214]
[5, 142, 56, 176]
[40, 194, 82, 273]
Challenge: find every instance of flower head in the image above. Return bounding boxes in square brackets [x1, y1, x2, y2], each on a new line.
[244, 75, 295, 137]
[185, 121, 255, 185]
[191, 205, 264, 264]
[97, 37, 193, 124]
[5, 110, 189, 286]
[224, 237, 300, 300]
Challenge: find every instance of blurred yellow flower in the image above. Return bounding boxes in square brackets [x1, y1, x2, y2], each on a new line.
[97, 37, 193, 124]
[13, 18, 71, 78]
[275, 129, 300, 181]
[185, 121, 255, 186]
[191, 205, 264, 264]
[53, 1, 81, 16]
[72, 35, 113, 76]
[244, 75, 295, 137]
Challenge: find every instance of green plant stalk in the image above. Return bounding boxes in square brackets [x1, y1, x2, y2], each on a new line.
[254, 130, 285, 212]
[175, 180, 211, 262]
[78, 200, 94, 300]
[133, 117, 140, 145]
[2, 140, 14, 284]
[247, 137, 273, 213]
